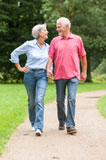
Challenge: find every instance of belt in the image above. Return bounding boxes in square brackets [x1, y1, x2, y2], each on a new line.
[30, 69, 46, 72]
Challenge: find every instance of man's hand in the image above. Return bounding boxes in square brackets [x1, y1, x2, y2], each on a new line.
[47, 69, 53, 78]
[80, 55, 87, 82]
[80, 72, 87, 82]
[46, 58, 53, 78]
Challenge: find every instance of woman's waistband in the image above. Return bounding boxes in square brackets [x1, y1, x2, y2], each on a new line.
[29, 68, 46, 72]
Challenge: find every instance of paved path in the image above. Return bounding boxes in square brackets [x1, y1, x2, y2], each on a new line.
[0, 90, 106, 160]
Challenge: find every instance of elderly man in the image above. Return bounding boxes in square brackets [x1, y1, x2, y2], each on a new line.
[47, 17, 87, 134]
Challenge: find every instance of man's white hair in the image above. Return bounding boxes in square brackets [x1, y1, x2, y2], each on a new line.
[57, 17, 71, 29]
[32, 24, 46, 39]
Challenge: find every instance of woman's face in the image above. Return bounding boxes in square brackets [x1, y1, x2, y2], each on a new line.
[38, 27, 48, 40]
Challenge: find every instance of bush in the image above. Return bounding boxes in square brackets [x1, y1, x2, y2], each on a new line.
[96, 74, 106, 83]
[92, 73, 106, 83]
[0, 67, 23, 84]
[96, 58, 106, 74]
[0, 67, 55, 84]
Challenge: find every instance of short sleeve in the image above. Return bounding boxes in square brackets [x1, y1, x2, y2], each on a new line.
[48, 39, 55, 59]
[78, 38, 86, 57]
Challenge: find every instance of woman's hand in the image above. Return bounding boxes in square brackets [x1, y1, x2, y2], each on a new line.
[19, 66, 29, 73]
[47, 69, 53, 78]
[15, 63, 29, 73]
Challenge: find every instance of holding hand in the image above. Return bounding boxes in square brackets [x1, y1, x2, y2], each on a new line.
[47, 69, 53, 78]
[80, 72, 87, 82]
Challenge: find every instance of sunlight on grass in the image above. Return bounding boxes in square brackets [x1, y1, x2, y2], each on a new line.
[0, 82, 106, 155]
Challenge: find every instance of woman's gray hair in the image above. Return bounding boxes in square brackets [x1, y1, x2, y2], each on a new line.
[32, 24, 46, 39]
[57, 17, 71, 29]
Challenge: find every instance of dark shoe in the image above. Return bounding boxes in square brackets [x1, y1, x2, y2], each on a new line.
[58, 123, 65, 130]
[67, 126, 77, 134]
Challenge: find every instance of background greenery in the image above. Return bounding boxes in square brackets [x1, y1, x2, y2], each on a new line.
[0, 0, 106, 155]
[0, 0, 106, 83]
[97, 95, 106, 118]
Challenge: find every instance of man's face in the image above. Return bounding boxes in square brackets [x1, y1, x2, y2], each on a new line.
[56, 22, 67, 36]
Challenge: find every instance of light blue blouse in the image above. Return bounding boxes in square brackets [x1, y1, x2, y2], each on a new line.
[10, 39, 49, 70]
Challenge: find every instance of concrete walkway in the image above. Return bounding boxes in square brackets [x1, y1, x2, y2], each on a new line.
[0, 90, 106, 160]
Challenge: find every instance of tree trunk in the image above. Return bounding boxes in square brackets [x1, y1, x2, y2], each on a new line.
[86, 54, 92, 82]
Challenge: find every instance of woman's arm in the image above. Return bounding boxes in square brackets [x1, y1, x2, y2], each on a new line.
[10, 41, 29, 73]
[15, 63, 29, 73]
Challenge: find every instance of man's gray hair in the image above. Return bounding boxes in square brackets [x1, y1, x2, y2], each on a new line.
[32, 24, 46, 39]
[57, 17, 71, 29]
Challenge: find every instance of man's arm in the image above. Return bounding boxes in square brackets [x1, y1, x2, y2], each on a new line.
[46, 58, 53, 78]
[80, 55, 87, 82]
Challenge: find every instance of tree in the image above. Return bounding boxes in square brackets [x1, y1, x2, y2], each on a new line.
[0, 0, 44, 83]
[42, 0, 106, 82]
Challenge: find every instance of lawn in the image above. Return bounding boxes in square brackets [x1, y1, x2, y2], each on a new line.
[0, 82, 106, 154]
[97, 95, 106, 118]
[77, 82, 106, 93]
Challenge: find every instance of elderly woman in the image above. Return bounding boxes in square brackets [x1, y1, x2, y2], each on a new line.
[10, 24, 49, 136]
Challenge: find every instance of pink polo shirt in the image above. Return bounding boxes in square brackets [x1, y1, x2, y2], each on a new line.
[49, 33, 86, 80]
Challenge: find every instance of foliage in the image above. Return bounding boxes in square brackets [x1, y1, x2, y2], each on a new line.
[96, 59, 106, 74]
[92, 74, 106, 83]
[42, 0, 106, 82]
[92, 58, 106, 83]
[0, 0, 44, 82]
[0, 0, 106, 83]
[0, 67, 23, 83]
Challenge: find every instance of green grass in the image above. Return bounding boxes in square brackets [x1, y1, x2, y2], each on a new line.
[0, 83, 56, 154]
[0, 84, 28, 154]
[97, 95, 106, 118]
[77, 82, 106, 93]
[0, 82, 106, 155]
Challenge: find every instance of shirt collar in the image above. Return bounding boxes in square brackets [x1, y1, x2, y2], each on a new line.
[60, 33, 74, 40]
[34, 39, 47, 46]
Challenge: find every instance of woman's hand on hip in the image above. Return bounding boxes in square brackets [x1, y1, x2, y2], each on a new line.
[15, 63, 29, 73]
[19, 66, 29, 73]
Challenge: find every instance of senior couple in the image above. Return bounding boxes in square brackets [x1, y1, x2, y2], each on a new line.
[10, 17, 87, 136]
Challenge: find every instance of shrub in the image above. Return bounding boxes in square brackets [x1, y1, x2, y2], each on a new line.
[96, 58, 106, 74]
[0, 67, 23, 84]
[92, 73, 106, 83]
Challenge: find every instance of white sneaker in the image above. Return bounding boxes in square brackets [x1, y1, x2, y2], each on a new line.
[32, 126, 35, 131]
[35, 129, 42, 136]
